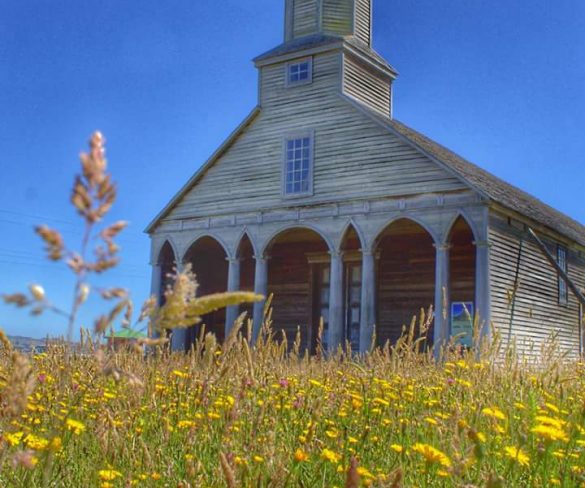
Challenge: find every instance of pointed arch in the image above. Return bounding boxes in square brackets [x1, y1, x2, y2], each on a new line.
[444, 211, 479, 245]
[261, 223, 334, 256]
[182, 233, 231, 263]
[372, 215, 439, 249]
[234, 228, 258, 258]
[337, 219, 366, 252]
[156, 239, 177, 266]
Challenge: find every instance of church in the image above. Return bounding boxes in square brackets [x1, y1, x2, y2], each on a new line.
[146, 0, 585, 356]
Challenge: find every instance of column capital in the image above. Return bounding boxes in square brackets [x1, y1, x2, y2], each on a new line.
[359, 248, 374, 257]
[226, 256, 241, 264]
[434, 243, 452, 252]
[329, 250, 344, 259]
[253, 254, 271, 262]
[474, 240, 492, 249]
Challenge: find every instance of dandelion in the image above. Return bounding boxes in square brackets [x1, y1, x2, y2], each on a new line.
[411, 443, 452, 468]
[24, 434, 49, 451]
[294, 448, 309, 462]
[66, 418, 86, 435]
[4, 432, 24, 447]
[321, 448, 342, 464]
[504, 446, 530, 467]
[531, 425, 569, 443]
[390, 444, 404, 453]
[482, 407, 506, 421]
[98, 470, 122, 481]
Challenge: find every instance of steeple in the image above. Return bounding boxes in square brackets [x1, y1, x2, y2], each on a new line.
[284, 0, 372, 46]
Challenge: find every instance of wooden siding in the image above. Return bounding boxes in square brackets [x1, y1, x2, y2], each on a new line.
[354, 0, 371, 46]
[343, 53, 390, 117]
[489, 211, 584, 356]
[163, 51, 467, 223]
[293, 0, 318, 39]
[376, 221, 436, 347]
[322, 0, 353, 36]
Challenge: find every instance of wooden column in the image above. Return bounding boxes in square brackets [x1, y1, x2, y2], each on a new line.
[171, 263, 188, 352]
[359, 250, 376, 353]
[434, 244, 451, 350]
[150, 264, 162, 339]
[328, 251, 344, 352]
[252, 255, 269, 341]
[475, 240, 492, 339]
[225, 257, 241, 336]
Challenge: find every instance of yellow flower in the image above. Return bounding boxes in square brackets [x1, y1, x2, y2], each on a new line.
[390, 444, 403, 453]
[411, 443, 452, 468]
[356, 466, 375, 479]
[24, 434, 49, 451]
[66, 418, 86, 435]
[98, 469, 123, 481]
[151, 472, 161, 480]
[535, 415, 565, 430]
[531, 425, 569, 443]
[503, 446, 530, 467]
[253, 455, 264, 463]
[49, 437, 62, 452]
[4, 431, 24, 447]
[321, 448, 342, 464]
[177, 420, 196, 429]
[294, 448, 309, 462]
[482, 407, 506, 421]
[172, 370, 188, 379]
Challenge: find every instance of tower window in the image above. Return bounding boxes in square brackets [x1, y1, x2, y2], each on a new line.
[558, 245, 568, 305]
[283, 133, 313, 197]
[286, 58, 312, 87]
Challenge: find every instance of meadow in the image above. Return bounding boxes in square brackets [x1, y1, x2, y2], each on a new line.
[1, 133, 585, 487]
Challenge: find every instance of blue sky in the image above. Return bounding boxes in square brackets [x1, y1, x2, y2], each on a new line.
[1, 0, 584, 339]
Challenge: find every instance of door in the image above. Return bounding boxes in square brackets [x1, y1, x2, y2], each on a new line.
[311, 263, 330, 352]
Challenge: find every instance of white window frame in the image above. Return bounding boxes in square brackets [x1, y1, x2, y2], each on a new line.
[285, 57, 313, 87]
[558, 245, 569, 305]
[282, 130, 315, 199]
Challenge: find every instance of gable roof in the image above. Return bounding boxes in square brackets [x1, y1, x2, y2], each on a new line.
[145, 107, 261, 234]
[347, 99, 585, 247]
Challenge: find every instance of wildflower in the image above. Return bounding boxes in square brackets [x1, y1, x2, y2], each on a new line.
[390, 444, 403, 453]
[294, 448, 309, 462]
[503, 446, 530, 467]
[66, 418, 86, 435]
[151, 472, 161, 480]
[481, 407, 506, 421]
[253, 455, 264, 464]
[531, 425, 569, 443]
[321, 448, 342, 464]
[49, 437, 62, 452]
[4, 431, 24, 447]
[534, 415, 565, 430]
[98, 470, 123, 481]
[172, 370, 188, 379]
[24, 434, 49, 451]
[411, 443, 452, 467]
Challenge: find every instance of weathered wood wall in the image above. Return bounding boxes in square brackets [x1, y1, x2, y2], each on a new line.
[354, 0, 371, 46]
[184, 238, 228, 346]
[489, 211, 585, 356]
[164, 51, 467, 223]
[343, 53, 391, 117]
[322, 0, 353, 36]
[268, 239, 329, 351]
[376, 220, 436, 347]
[293, 0, 318, 38]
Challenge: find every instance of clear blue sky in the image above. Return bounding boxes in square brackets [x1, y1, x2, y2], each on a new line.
[1, 0, 584, 339]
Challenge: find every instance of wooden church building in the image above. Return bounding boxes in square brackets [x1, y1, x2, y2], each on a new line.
[146, 0, 585, 356]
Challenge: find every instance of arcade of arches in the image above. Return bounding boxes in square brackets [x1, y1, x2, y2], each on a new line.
[155, 217, 478, 353]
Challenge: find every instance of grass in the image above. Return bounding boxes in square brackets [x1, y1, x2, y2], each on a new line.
[1, 327, 585, 487]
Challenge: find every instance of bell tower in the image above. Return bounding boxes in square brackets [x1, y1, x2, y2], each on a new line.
[284, 0, 372, 46]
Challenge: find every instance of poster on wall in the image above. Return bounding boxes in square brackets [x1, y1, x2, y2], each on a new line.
[451, 302, 475, 347]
